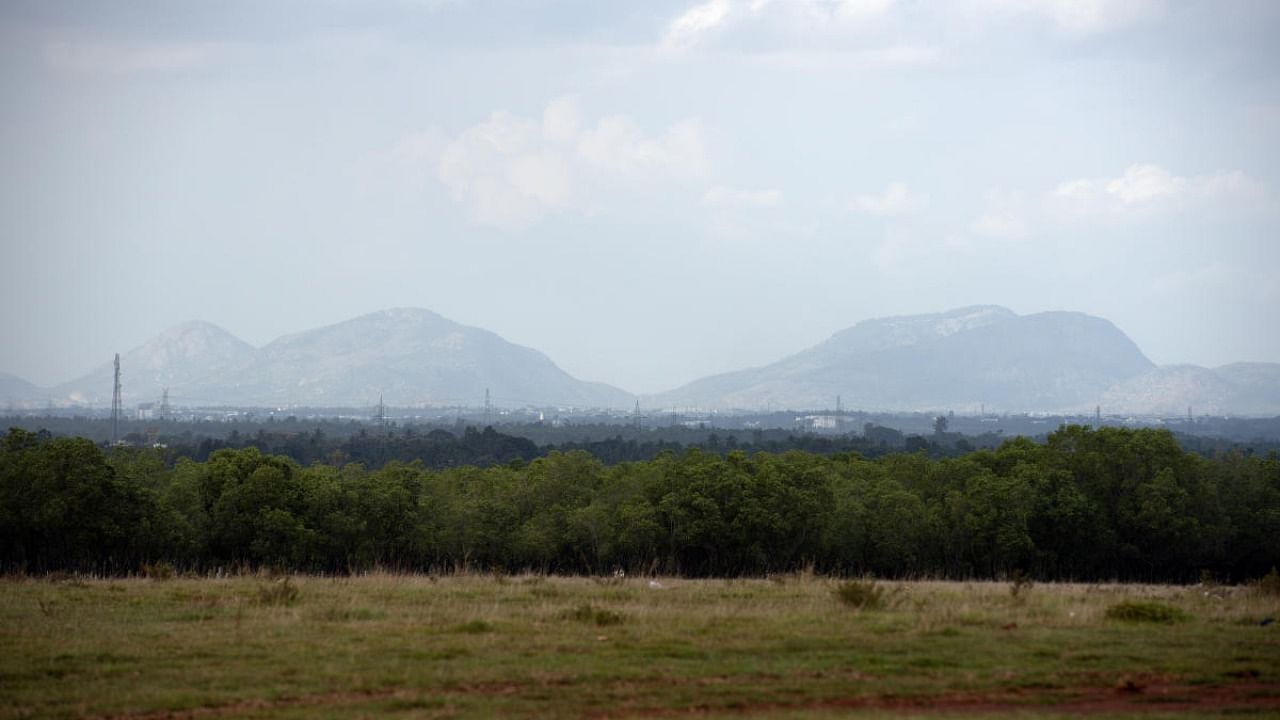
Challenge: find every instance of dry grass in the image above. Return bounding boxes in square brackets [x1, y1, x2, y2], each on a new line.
[1, 573, 1277, 718]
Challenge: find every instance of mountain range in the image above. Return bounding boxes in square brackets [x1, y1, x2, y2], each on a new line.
[31, 309, 632, 410]
[4, 306, 1279, 416]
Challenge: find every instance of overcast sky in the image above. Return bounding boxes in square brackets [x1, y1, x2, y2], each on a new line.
[1, 0, 1277, 395]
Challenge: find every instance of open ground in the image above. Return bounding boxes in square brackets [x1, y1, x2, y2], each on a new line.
[1, 574, 1278, 719]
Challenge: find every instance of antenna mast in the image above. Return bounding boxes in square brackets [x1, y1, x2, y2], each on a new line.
[374, 393, 387, 432]
[111, 353, 122, 445]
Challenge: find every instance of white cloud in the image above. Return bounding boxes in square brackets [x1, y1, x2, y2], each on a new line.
[970, 190, 1030, 241]
[1033, 0, 1161, 33]
[850, 181, 926, 216]
[429, 98, 707, 230]
[747, 45, 940, 71]
[662, 0, 733, 50]
[966, 0, 1163, 33]
[44, 39, 220, 75]
[833, 0, 901, 22]
[541, 96, 581, 145]
[702, 186, 781, 208]
[1051, 164, 1267, 217]
[749, 0, 899, 24]
[970, 211, 1028, 241]
[578, 116, 707, 178]
[436, 112, 567, 230]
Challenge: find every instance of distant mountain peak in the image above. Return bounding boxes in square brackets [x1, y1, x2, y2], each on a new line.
[49, 307, 634, 409]
[652, 305, 1153, 412]
[821, 304, 1017, 356]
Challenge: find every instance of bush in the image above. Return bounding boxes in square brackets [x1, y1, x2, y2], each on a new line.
[141, 562, 175, 581]
[834, 580, 890, 610]
[1252, 567, 1280, 597]
[563, 604, 624, 626]
[1105, 600, 1187, 624]
[455, 620, 493, 634]
[1009, 570, 1034, 601]
[256, 577, 300, 607]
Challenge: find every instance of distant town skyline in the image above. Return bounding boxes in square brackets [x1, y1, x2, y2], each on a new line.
[2, 0, 1277, 394]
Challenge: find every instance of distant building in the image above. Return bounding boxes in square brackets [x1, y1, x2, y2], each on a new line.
[796, 415, 841, 431]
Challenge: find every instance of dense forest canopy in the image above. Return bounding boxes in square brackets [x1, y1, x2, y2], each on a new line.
[3, 425, 1277, 581]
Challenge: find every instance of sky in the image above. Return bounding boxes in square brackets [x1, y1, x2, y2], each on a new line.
[1, 0, 1278, 395]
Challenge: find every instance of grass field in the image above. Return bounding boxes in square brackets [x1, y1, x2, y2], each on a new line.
[2, 572, 1278, 718]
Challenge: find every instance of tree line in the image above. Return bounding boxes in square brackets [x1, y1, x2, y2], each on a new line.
[2, 425, 1277, 581]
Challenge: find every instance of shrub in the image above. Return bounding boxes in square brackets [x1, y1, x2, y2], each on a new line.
[141, 562, 175, 581]
[1009, 570, 1034, 601]
[455, 620, 493, 634]
[563, 604, 624, 626]
[256, 577, 300, 607]
[1252, 567, 1280, 597]
[834, 580, 890, 610]
[1105, 600, 1187, 624]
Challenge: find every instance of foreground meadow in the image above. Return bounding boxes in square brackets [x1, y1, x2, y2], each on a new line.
[1, 574, 1277, 719]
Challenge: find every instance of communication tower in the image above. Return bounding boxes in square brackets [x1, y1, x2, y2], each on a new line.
[111, 353, 122, 445]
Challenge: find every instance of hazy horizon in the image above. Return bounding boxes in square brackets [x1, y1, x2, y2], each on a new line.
[2, 1, 1278, 394]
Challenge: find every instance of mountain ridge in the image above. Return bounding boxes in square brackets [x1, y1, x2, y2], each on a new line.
[12, 306, 1280, 416]
[645, 306, 1158, 413]
[51, 308, 635, 410]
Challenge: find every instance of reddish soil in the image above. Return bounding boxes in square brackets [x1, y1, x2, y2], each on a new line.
[91, 676, 1280, 719]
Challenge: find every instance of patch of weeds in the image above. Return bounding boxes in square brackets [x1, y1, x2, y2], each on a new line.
[563, 603, 625, 626]
[833, 579, 892, 610]
[1251, 567, 1280, 597]
[315, 606, 383, 622]
[592, 572, 627, 587]
[908, 657, 958, 669]
[383, 697, 446, 712]
[1105, 600, 1188, 624]
[141, 561, 176, 580]
[45, 572, 86, 587]
[530, 585, 563, 600]
[255, 576, 300, 607]
[1009, 569, 1034, 602]
[455, 620, 493, 634]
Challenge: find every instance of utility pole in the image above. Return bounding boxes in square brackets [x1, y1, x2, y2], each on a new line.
[374, 393, 387, 432]
[111, 353, 122, 445]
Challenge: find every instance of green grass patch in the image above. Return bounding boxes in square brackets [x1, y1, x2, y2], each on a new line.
[562, 603, 625, 626]
[1105, 600, 1189, 623]
[3, 576, 1278, 719]
[832, 579, 891, 610]
[454, 619, 494, 634]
